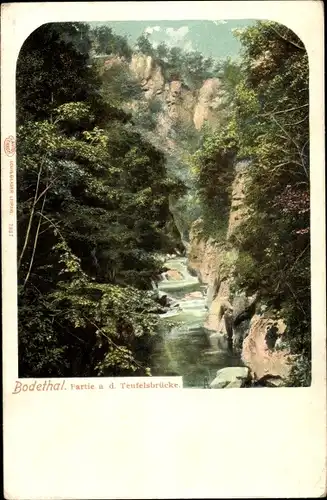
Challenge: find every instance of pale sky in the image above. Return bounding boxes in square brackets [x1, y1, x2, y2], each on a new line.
[89, 20, 257, 60]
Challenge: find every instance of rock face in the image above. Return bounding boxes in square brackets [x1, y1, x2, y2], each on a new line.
[127, 55, 222, 145]
[129, 54, 165, 99]
[227, 160, 250, 240]
[242, 314, 293, 386]
[204, 280, 231, 332]
[188, 161, 253, 341]
[193, 78, 222, 130]
[187, 158, 294, 386]
[165, 80, 195, 124]
[163, 269, 184, 281]
[188, 233, 221, 286]
[210, 366, 251, 389]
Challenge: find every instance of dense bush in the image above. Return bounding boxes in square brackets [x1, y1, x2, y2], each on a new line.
[191, 21, 310, 386]
[17, 23, 183, 377]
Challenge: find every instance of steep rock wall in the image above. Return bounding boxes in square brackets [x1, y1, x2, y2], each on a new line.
[193, 78, 222, 130]
[187, 161, 292, 385]
[188, 161, 249, 328]
[127, 54, 223, 139]
[129, 54, 165, 98]
[242, 315, 293, 386]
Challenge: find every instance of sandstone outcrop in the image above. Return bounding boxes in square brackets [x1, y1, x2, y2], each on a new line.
[129, 54, 164, 99]
[241, 314, 293, 386]
[128, 54, 222, 144]
[193, 78, 222, 130]
[187, 161, 252, 338]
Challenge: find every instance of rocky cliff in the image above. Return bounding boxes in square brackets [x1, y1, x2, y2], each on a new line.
[187, 161, 293, 387]
[126, 53, 225, 247]
[128, 53, 222, 132]
[109, 53, 224, 164]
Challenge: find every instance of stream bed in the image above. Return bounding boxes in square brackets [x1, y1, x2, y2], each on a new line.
[149, 256, 243, 388]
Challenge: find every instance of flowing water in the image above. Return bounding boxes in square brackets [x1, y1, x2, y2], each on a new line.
[150, 256, 243, 388]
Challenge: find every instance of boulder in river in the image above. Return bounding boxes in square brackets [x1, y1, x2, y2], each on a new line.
[165, 269, 184, 281]
[157, 293, 172, 307]
[208, 330, 230, 351]
[210, 366, 251, 389]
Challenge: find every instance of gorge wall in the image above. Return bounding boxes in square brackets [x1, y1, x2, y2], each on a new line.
[187, 161, 294, 387]
[103, 53, 224, 248]
[103, 52, 294, 387]
[129, 53, 223, 132]
[104, 53, 224, 153]
[127, 53, 225, 247]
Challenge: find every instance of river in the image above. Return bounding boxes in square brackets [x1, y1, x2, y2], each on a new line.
[149, 256, 243, 388]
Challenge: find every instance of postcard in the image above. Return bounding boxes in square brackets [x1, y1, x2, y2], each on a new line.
[1, 1, 326, 498]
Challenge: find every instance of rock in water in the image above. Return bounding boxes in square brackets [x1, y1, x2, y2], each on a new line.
[157, 293, 168, 306]
[210, 366, 250, 389]
[165, 269, 184, 281]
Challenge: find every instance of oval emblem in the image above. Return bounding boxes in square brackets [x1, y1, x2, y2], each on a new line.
[4, 136, 16, 157]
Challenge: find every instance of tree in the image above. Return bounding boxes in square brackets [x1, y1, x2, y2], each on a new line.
[156, 42, 169, 61]
[183, 51, 214, 87]
[91, 26, 132, 60]
[99, 63, 143, 107]
[233, 22, 310, 385]
[135, 33, 154, 57]
[16, 22, 182, 378]
[191, 21, 310, 385]
[16, 23, 100, 124]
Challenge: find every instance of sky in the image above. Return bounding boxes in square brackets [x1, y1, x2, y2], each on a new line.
[88, 20, 257, 60]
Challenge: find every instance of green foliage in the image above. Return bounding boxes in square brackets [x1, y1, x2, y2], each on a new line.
[191, 21, 310, 386]
[132, 102, 158, 132]
[16, 23, 182, 378]
[135, 33, 155, 57]
[161, 48, 214, 89]
[135, 33, 215, 90]
[190, 125, 238, 239]
[233, 23, 310, 385]
[16, 23, 100, 124]
[91, 26, 132, 60]
[99, 63, 143, 107]
[171, 119, 203, 154]
[285, 354, 311, 387]
[51, 240, 159, 376]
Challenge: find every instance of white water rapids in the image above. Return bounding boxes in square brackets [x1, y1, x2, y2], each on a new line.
[149, 256, 242, 387]
[157, 257, 208, 326]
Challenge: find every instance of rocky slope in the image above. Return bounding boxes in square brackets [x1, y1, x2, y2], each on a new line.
[128, 53, 223, 134]
[187, 161, 293, 387]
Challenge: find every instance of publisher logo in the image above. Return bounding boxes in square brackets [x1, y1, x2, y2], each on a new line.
[4, 135, 15, 157]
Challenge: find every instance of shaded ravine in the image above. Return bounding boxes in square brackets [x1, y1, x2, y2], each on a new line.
[150, 257, 243, 388]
